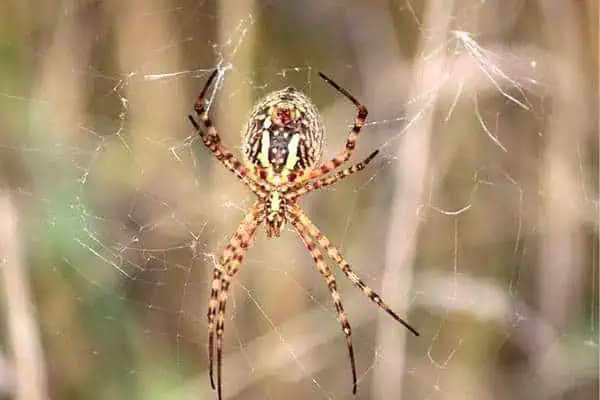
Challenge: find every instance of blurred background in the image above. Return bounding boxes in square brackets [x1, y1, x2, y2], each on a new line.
[0, 1, 597, 399]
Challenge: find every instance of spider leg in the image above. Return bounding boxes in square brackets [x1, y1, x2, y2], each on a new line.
[286, 149, 379, 200]
[289, 206, 419, 337]
[207, 266, 223, 390]
[214, 212, 265, 400]
[290, 217, 358, 394]
[300, 73, 368, 181]
[207, 202, 263, 396]
[188, 70, 265, 195]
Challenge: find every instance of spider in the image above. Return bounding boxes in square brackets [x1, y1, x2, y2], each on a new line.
[188, 69, 419, 399]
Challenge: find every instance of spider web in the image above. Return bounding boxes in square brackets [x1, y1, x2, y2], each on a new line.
[0, 1, 597, 399]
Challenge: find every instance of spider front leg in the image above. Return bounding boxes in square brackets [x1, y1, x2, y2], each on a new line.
[289, 206, 419, 337]
[286, 149, 380, 201]
[188, 70, 264, 195]
[291, 217, 359, 394]
[302, 73, 369, 181]
[206, 202, 263, 399]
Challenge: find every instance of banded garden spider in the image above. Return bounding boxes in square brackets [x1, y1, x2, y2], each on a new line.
[188, 70, 419, 399]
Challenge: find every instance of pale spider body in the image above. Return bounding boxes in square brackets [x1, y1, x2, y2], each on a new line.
[242, 87, 324, 237]
[188, 70, 418, 400]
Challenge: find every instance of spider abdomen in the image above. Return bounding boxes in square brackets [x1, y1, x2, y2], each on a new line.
[242, 87, 324, 178]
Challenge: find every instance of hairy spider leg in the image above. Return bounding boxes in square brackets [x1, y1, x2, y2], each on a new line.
[291, 216, 358, 393]
[206, 202, 264, 396]
[188, 70, 266, 195]
[296, 72, 369, 182]
[289, 206, 419, 337]
[285, 149, 380, 200]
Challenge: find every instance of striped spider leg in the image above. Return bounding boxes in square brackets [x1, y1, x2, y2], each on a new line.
[290, 205, 419, 337]
[188, 69, 418, 399]
[290, 214, 359, 391]
[188, 70, 268, 196]
[208, 201, 264, 399]
[291, 72, 369, 183]
[288, 205, 419, 394]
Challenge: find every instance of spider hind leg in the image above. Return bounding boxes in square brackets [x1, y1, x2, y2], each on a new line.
[292, 217, 359, 393]
[290, 206, 419, 336]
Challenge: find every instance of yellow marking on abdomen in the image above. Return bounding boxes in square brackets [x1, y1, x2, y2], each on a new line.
[258, 130, 271, 168]
[284, 133, 300, 171]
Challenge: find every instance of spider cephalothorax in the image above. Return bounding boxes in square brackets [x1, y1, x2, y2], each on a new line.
[188, 69, 418, 400]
